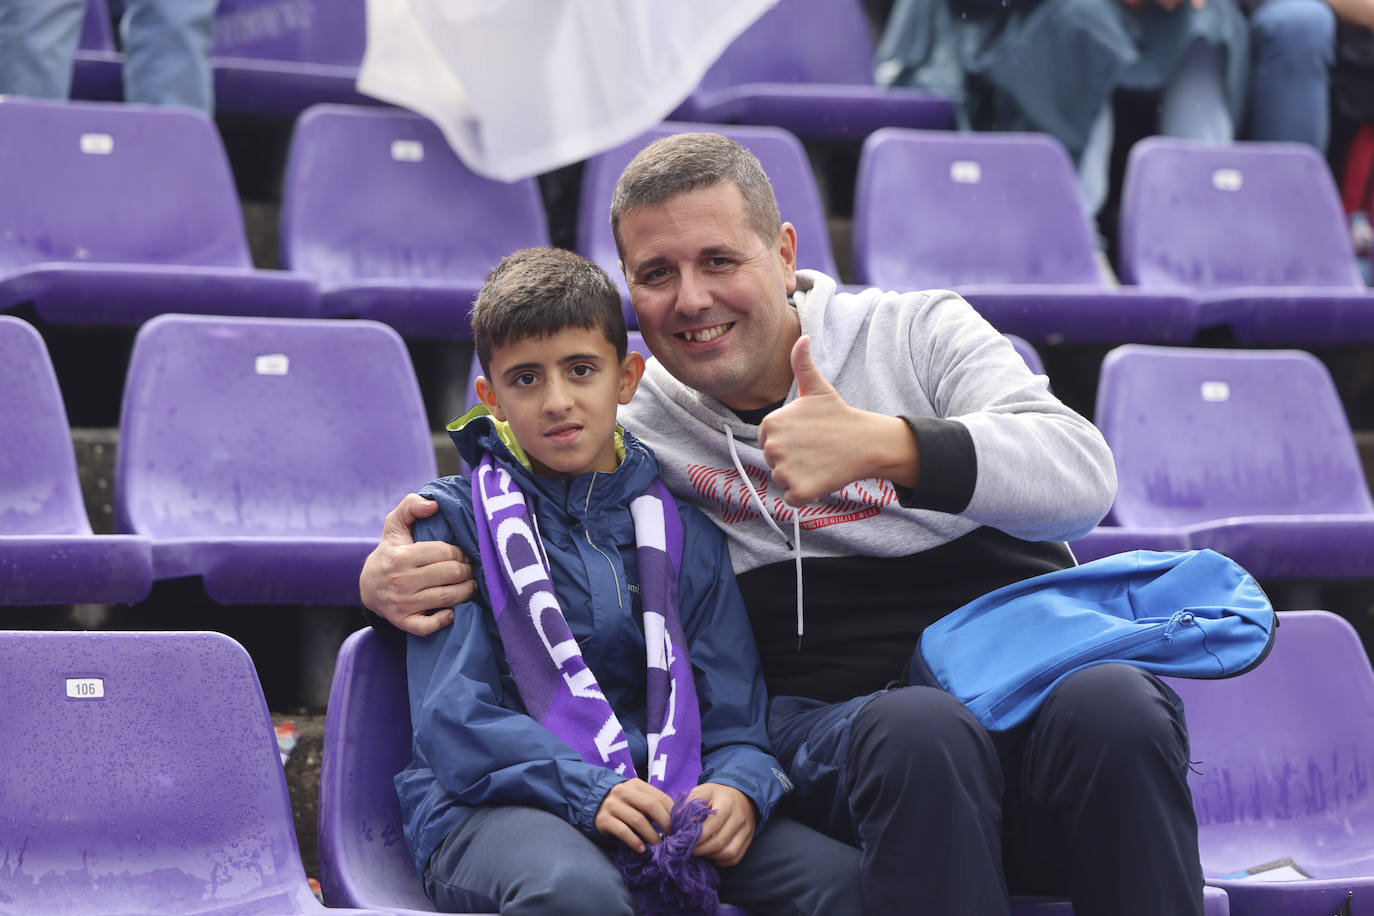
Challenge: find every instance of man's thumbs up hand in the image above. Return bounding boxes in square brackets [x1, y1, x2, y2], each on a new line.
[791, 334, 834, 399]
[759, 335, 921, 507]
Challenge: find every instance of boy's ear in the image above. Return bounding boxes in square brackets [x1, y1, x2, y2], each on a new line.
[474, 375, 507, 422]
[618, 351, 645, 406]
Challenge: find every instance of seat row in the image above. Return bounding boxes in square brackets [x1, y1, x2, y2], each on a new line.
[70, 0, 954, 129]
[5, 609, 1370, 914]
[2, 94, 1368, 349]
[3, 309, 1369, 612]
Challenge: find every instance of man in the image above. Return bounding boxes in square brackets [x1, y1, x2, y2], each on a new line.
[362, 132, 1204, 915]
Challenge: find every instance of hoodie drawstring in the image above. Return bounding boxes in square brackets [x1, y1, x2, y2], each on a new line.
[724, 424, 805, 648]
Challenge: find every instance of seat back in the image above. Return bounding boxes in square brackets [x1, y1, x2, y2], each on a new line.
[319, 627, 438, 911]
[212, 0, 367, 66]
[693, 0, 879, 91]
[281, 105, 550, 286]
[0, 98, 252, 274]
[1095, 345, 1374, 528]
[853, 128, 1103, 289]
[115, 314, 436, 538]
[1004, 333, 1045, 377]
[1166, 610, 1374, 879]
[0, 316, 92, 536]
[1119, 138, 1363, 290]
[0, 630, 321, 913]
[576, 121, 838, 285]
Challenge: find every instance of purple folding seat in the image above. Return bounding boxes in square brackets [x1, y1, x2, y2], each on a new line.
[320, 627, 757, 915]
[114, 314, 437, 605]
[853, 128, 1199, 345]
[0, 315, 152, 605]
[576, 121, 839, 322]
[322, 630, 1225, 915]
[0, 630, 390, 915]
[1087, 345, 1374, 579]
[1119, 138, 1374, 344]
[211, 0, 379, 118]
[670, 0, 954, 139]
[0, 97, 319, 326]
[1164, 610, 1374, 914]
[1009, 888, 1229, 914]
[281, 104, 550, 340]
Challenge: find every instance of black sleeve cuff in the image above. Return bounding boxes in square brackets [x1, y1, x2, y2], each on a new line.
[894, 416, 976, 514]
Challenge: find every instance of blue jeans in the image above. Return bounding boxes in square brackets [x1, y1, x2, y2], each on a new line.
[0, 0, 215, 115]
[1078, 38, 1234, 220]
[1247, 0, 1336, 152]
[424, 806, 863, 916]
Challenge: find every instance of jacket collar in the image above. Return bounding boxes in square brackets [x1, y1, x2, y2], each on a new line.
[448, 405, 660, 516]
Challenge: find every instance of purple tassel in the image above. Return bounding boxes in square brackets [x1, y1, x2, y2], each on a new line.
[614, 795, 721, 916]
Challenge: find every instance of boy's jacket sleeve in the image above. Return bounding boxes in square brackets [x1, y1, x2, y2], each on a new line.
[678, 503, 792, 828]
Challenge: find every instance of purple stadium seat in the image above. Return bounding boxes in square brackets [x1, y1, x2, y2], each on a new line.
[1164, 610, 1374, 914]
[281, 104, 550, 340]
[0, 630, 388, 915]
[0, 97, 319, 326]
[114, 314, 437, 604]
[0, 315, 152, 605]
[576, 121, 839, 320]
[211, 0, 379, 118]
[670, 0, 954, 139]
[1119, 138, 1374, 343]
[322, 630, 1225, 915]
[321, 627, 755, 915]
[1009, 888, 1229, 914]
[853, 128, 1199, 344]
[1086, 345, 1374, 579]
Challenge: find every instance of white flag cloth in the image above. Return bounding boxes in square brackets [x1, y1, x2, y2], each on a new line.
[357, 0, 777, 181]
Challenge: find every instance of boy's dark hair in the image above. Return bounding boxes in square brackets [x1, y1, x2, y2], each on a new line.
[471, 247, 628, 377]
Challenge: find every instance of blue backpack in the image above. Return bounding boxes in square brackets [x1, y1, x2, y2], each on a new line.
[912, 549, 1276, 732]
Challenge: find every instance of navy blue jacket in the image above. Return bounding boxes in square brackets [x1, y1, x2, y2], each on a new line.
[396, 409, 790, 879]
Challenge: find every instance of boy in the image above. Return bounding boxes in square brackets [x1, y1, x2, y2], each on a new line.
[396, 248, 860, 915]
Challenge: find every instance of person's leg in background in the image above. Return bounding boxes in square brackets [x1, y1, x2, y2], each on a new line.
[118, 0, 216, 115]
[1158, 37, 1235, 142]
[0, 0, 85, 99]
[1247, 0, 1337, 150]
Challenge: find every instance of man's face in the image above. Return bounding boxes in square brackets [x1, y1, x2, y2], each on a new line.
[618, 182, 799, 411]
[475, 326, 643, 478]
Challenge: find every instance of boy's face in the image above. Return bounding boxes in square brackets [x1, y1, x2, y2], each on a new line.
[475, 326, 644, 478]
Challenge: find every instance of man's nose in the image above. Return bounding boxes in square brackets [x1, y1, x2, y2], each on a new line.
[675, 268, 712, 315]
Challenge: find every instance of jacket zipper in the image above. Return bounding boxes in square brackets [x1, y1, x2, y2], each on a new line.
[581, 472, 624, 609]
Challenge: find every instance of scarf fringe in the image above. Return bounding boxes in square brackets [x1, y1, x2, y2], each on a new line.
[614, 795, 721, 916]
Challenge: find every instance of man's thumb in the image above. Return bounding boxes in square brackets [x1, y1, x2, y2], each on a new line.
[791, 334, 831, 397]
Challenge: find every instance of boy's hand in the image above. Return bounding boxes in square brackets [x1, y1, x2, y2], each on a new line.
[359, 494, 474, 635]
[687, 783, 756, 867]
[595, 778, 674, 853]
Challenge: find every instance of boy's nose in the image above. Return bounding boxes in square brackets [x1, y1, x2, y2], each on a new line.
[542, 378, 574, 414]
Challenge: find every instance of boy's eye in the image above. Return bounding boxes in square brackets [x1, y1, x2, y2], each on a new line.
[512, 372, 537, 387]
[570, 364, 595, 379]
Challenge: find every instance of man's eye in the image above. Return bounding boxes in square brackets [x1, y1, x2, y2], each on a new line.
[706, 256, 734, 268]
[640, 266, 670, 283]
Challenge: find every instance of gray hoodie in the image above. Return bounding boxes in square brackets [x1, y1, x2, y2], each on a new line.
[621, 271, 1117, 701]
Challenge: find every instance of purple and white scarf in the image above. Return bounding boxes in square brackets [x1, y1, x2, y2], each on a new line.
[472, 454, 719, 913]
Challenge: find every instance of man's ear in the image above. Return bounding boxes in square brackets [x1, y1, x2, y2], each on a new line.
[618, 351, 645, 406]
[474, 375, 507, 421]
[778, 222, 799, 293]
